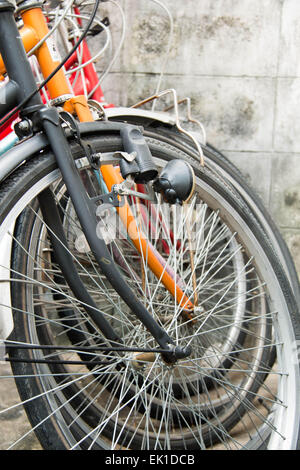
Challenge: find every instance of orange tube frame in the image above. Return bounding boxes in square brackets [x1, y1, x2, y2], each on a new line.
[100, 165, 194, 313]
[1, 6, 194, 313]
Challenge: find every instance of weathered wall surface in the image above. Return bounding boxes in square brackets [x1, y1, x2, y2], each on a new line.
[98, 0, 300, 276]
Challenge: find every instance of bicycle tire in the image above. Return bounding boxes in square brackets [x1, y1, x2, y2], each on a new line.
[111, 115, 300, 304]
[0, 128, 299, 450]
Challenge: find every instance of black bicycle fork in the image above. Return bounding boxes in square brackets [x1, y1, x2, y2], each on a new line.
[0, 0, 191, 363]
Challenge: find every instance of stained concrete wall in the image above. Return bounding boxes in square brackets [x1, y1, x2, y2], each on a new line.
[97, 0, 300, 276]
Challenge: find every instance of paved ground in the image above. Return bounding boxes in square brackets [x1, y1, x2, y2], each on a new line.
[0, 362, 41, 450]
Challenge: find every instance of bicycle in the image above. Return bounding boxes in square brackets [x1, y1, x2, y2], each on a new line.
[1, 0, 299, 305]
[0, 0, 299, 450]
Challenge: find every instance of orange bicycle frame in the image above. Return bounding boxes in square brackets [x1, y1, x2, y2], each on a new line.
[0, 5, 194, 314]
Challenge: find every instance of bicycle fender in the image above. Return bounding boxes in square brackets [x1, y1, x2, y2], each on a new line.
[105, 106, 175, 125]
[0, 224, 14, 340]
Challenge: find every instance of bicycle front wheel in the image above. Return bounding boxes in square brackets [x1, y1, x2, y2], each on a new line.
[1, 129, 299, 450]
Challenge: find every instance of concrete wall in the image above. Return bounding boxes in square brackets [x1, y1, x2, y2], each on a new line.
[98, 0, 300, 276]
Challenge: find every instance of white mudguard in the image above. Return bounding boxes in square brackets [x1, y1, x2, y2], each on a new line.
[0, 227, 14, 340]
